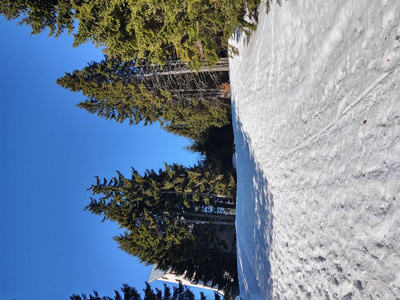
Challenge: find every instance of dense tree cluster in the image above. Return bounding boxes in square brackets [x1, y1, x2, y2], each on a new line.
[50, 7, 238, 291]
[70, 282, 216, 300]
[0, 0, 282, 68]
[86, 163, 237, 288]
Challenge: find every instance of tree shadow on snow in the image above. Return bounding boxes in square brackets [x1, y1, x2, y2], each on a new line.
[233, 28, 252, 47]
[233, 118, 274, 299]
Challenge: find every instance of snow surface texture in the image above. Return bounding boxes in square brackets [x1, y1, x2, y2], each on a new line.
[230, 0, 400, 299]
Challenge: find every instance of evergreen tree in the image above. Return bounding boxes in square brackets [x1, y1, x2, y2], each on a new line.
[0, 0, 275, 68]
[87, 163, 235, 221]
[188, 124, 236, 174]
[86, 164, 237, 289]
[56, 56, 230, 139]
[68, 0, 260, 68]
[0, 0, 74, 37]
[70, 282, 196, 300]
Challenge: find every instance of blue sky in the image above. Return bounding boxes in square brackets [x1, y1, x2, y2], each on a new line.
[0, 18, 212, 299]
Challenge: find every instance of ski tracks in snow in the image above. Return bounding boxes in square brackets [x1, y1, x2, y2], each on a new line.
[230, 0, 400, 299]
[284, 67, 397, 158]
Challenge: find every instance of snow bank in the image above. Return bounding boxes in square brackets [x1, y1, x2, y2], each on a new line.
[230, 0, 400, 299]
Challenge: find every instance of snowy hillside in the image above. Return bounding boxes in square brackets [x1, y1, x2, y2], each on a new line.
[230, 0, 400, 299]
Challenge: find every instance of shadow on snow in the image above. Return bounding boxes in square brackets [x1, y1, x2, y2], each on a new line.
[233, 109, 274, 299]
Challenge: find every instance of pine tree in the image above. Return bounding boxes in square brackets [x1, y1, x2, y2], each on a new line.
[70, 282, 196, 300]
[0, 0, 74, 37]
[87, 164, 235, 221]
[0, 0, 267, 68]
[86, 164, 237, 289]
[57, 56, 231, 139]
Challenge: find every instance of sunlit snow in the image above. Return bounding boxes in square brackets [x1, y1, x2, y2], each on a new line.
[230, 0, 400, 299]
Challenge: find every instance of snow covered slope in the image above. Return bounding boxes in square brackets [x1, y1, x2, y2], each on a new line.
[230, 0, 400, 299]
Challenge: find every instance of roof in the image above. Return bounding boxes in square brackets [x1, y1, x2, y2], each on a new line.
[148, 265, 168, 283]
[147, 265, 225, 296]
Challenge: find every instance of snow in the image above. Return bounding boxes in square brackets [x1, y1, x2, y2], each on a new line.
[230, 0, 400, 299]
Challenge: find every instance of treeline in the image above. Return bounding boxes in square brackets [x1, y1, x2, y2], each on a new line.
[1, 0, 281, 297]
[0, 0, 283, 68]
[70, 282, 226, 300]
[86, 163, 237, 288]
[0, 0, 264, 69]
[56, 53, 238, 290]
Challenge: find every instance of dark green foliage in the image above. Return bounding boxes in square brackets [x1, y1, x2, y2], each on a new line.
[86, 164, 237, 289]
[69, 0, 263, 69]
[57, 57, 164, 126]
[0, 0, 288, 68]
[0, 0, 74, 37]
[70, 282, 195, 300]
[114, 226, 237, 291]
[69, 55, 238, 289]
[1, 0, 286, 68]
[188, 124, 235, 175]
[57, 56, 231, 140]
[87, 163, 236, 219]
[266, 0, 283, 14]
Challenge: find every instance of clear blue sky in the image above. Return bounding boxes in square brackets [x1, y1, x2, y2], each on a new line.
[0, 18, 212, 299]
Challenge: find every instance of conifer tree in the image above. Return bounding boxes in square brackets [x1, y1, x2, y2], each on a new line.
[56, 56, 230, 139]
[0, 0, 270, 68]
[86, 164, 237, 289]
[70, 282, 196, 300]
[69, 0, 259, 68]
[0, 0, 74, 37]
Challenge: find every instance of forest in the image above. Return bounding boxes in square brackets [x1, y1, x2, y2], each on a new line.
[0, 0, 280, 298]
[70, 282, 226, 300]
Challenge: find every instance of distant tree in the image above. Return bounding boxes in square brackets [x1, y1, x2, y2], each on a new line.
[70, 282, 196, 300]
[56, 56, 230, 140]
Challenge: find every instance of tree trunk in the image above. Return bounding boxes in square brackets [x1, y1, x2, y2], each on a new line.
[177, 219, 235, 226]
[136, 58, 229, 77]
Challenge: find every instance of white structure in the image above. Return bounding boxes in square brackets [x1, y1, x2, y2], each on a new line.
[148, 265, 224, 295]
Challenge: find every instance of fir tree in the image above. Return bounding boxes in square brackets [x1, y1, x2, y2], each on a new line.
[86, 164, 237, 289]
[0, 0, 274, 68]
[0, 0, 74, 37]
[70, 282, 196, 300]
[56, 56, 231, 139]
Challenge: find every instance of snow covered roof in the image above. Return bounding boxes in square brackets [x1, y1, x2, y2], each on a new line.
[148, 265, 168, 283]
[147, 265, 224, 295]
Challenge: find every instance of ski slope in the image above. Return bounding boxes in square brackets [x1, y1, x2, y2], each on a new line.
[230, 0, 400, 299]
